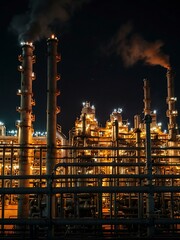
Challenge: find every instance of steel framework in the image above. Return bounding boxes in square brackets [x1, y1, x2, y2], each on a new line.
[0, 142, 180, 239]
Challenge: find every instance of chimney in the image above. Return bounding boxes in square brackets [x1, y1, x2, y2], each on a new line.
[166, 67, 178, 140]
[143, 78, 151, 116]
[17, 42, 36, 219]
[46, 35, 61, 175]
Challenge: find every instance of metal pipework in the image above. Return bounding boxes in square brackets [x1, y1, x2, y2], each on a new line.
[143, 79, 151, 116]
[17, 42, 35, 219]
[46, 35, 60, 175]
[166, 67, 178, 140]
[144, 114, 154, 237]
[46, 36, 60, 236]
[112, 119, 119, 142]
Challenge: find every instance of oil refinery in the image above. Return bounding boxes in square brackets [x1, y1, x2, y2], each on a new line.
[0, 35, 180, 239]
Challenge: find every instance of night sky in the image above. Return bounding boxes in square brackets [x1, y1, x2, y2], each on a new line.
[1, 0, 180, 136]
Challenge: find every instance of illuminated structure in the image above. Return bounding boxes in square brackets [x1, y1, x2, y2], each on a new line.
[17, 41, 35, 221]
[0, 37, 180, 239]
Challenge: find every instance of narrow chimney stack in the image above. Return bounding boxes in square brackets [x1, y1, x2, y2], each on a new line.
[166, 67, 178, 140]
[46, 35, 61, 175]
[143, 78, 151, 116]
[17, 42, 36, 219]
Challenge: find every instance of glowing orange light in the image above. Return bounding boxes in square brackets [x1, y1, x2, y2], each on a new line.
[166, 64, 171, 70]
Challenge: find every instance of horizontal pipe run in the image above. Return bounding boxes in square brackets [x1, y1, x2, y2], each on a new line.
[1, 145, 180, 150]
[1, 160, 180, 167]
[0, 174, 180, 180]
[53, 162, 180, 168]
[1, 218, 180, 226]
[0, 186, 180, 194]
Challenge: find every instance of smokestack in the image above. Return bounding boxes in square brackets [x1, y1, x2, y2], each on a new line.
[17, 42, 35, 219]
[166, 67, 178, 140]
[46, 35, 60, 175]
[143, 78, 151, 116]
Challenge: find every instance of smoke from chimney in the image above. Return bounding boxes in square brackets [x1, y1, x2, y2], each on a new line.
[10, 0, 90, 42]
[109, 22, 170, 69]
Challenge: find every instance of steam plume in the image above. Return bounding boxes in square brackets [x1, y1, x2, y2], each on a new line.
[10, 0, 89, 42]
[110, 22, 170, 69]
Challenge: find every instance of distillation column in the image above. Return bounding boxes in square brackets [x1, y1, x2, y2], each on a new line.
[143, 78, 151, 116]
[46, 35, 60, 175]
[46, 36, 60, 237]
[17, 42, 35, 219]
[166, 67, 178, 141]
[143, 79, 154, 236]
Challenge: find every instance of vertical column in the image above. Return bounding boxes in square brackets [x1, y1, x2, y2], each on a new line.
[46, 35, 60, 175]
[46, 36, 60, 235]
[17, 42, 35, 219]
[144, 115, 154, 237]
[143, 79, 151, 116]
[166, 67, 178, 140]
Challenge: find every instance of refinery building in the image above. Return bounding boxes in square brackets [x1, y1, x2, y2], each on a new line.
[0, 35, 180, 239]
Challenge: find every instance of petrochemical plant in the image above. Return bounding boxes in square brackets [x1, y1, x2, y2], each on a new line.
[0, 35, 180, 239]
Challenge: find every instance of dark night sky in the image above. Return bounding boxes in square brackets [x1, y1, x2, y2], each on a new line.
[0, 0, 180, 136]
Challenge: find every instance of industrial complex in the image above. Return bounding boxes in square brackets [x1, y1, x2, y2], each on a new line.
[0, 35, 180, 239]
